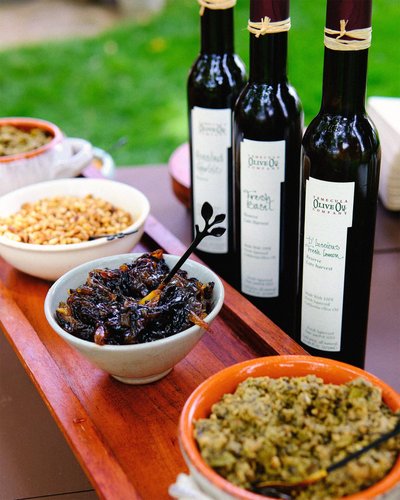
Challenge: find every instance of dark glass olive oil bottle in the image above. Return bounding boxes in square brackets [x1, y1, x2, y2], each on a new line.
[297, 0, 380, 367]
[188, 0, 246, 280]
[233, 0, 303, 335]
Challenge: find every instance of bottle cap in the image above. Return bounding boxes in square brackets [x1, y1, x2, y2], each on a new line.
[326, 0, 372, 31]
[250, 0, 289, 23]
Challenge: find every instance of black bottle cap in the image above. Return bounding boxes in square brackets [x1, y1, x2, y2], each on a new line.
[250, 0, 289, 23]
[326, 0, 372, 30]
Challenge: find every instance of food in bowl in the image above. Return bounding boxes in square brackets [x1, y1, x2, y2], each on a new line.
[0, 124, 53, 156]
[194, 374, 400, 500]
[55, 249, 215, 345]
[0, 194, 133, 245]
[0, 178, 150, 281]
[0, 118, 93, 196]
[45, 252, 224, 383]
[179, 356, 400, 500]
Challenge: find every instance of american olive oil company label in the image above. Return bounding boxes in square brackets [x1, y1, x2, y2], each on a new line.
[240, 139, 285, 297]
[301, 178, 355, 351]
[191, 107, 231, 253]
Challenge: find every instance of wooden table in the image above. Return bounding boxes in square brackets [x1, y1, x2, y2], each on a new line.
[0, 164, 398, 500]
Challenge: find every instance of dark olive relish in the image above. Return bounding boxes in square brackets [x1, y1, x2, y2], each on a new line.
[55, 250, 214, 345]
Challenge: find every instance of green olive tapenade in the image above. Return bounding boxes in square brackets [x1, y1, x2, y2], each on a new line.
[194, 375, 400, 499]
[0, 125, 52, 156]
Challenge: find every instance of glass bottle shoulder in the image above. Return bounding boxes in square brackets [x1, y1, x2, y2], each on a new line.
[234, 81, 303, 133]
[188, 53, 246, 94]
[303, 111, 380, 163]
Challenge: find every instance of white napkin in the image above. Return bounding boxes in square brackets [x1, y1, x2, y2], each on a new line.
[367, 96, 400, 211]
[169, 473, 214, 500]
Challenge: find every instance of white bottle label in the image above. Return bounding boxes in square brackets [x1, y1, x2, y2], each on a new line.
[301, 177, 355, 351]
[240, 139, 285, 297]
[191, 107, 231, 254]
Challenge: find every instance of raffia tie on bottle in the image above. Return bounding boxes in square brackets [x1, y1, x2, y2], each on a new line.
[247, 16, 291, 37]
[197, 0, 236, 16]
[324, 19, 372, 51]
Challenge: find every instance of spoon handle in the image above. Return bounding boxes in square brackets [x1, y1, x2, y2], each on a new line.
[89, 228, 138, 241]
[106, 229, 139, 241]
[160, 201, 226, 287]
[161, 236, 201, 286]
[327, 420, 400, 473]
[254, 419, 400, 493]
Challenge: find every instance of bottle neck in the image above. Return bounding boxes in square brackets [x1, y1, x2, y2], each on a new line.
[249, 32, 288, 84]
[321, 48, 368, 114]
[200, 8, 234, 54]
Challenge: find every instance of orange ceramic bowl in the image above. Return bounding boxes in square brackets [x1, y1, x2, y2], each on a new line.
[0, 117, 92, 195]
[0, 117, 62, 162]
[179, 355, 400, 500]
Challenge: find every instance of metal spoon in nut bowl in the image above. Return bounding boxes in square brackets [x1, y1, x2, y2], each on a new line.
[252, 419, 400, 499]
[88, 228, 139, 241]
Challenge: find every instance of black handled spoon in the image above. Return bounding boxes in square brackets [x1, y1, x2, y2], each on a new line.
[253, 419, 400, 498]
[140, 201, 226, 304]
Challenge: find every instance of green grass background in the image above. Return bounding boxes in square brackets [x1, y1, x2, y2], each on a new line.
[0, 0, 398, 166]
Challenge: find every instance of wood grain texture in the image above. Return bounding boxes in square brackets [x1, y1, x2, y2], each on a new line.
[0, 281, 140, 500]
[0, 214, 308, 499]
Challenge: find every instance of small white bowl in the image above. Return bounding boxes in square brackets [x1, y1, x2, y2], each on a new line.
[0, 178, 150, 281]
[44, 253, 224, 384]
[91, 146, 116, 178]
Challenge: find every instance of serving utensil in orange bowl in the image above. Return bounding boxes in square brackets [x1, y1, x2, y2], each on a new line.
[178, 356, 400, 500]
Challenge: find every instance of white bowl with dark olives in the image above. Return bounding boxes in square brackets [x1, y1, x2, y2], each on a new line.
[44, 251, 224, 384]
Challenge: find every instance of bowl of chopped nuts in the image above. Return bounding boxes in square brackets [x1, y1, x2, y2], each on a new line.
[0, 117, 93, 196]
[0, 178, 150, 280]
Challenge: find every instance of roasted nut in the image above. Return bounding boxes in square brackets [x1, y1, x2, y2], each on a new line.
[0, 194, 134, 245]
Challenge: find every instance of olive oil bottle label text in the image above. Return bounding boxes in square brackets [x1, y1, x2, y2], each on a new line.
[240, 139, 285, 297]
[191, 107, 230, 253]
[301, 178, 355, 351]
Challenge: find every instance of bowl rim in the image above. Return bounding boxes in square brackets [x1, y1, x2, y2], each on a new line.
[44, 252, 225, 351]
[0, 117, 63, 163]
[0, 178, 150, 252]
[179, 355, 400, 500]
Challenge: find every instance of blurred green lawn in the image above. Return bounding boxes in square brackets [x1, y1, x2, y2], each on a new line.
[0, 0, 398, 166]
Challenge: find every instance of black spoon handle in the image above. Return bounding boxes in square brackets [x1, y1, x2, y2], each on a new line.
[327, 420, 400, 473]
[160, 201, 226, 287]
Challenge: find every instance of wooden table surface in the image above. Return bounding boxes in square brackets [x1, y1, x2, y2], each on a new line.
[0, 164, 308, 500]
[0, 163, 398, 500]
[116, 164, 400, 392]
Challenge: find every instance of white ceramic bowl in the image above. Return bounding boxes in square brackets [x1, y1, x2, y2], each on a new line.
[0, 178, 150, 281]
[44, 253, 224, 384]
[91, 146, 116, 178]
[0, 117, 93, 195]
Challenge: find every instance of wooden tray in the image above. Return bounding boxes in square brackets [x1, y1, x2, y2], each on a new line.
[0, 214, 307, 499]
